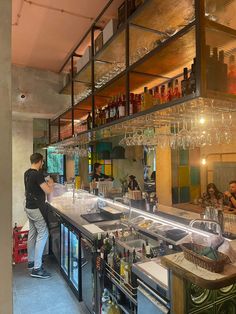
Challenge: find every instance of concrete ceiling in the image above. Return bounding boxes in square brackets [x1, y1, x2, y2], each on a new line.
[12, 0, 121, 73]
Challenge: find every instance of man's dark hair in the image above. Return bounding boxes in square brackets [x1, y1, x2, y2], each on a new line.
[229, 180, 236, 185]
[30, 153, 43, 164]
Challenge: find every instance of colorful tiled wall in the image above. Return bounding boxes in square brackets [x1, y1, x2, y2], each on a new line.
[88, 143, 113, 180]
[172, 148, 201, 204]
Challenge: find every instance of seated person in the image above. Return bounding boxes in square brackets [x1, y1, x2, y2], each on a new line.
[200, 183, 223, 208]
[128, 175, 140, 191]
[90, 162, 113, 182]
[224, 180, 236, 209]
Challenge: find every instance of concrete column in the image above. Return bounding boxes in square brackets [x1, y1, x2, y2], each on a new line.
[0, 0, 12, 313]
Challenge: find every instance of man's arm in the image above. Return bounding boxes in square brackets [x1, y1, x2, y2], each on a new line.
[40, 178, 54, 195]
[224, 191, 236, 208]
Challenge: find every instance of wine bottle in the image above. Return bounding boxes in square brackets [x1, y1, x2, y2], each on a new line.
[228, 55, 236, 94]
[145, 240, 151, 258]
[118, 94, 126, 118]
[189, 62, 196, 94]
[173, 79, 181, 99]
[86, 112, 93, 130]
[129, 93, 134, 115]
[160, 85, 166, 103]
[219, 50, 228, 92]
[167, 80, 173, 102]
[181, 67, 189, 96]
[153, 86, 161, 105]
[212, 47, 218, 91]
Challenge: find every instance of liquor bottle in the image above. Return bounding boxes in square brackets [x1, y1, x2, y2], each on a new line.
[141, 87, 153, 111]
[129, 93, 134, 115]
[149, 88, 154, 105]
[228, 55, 236, 94]
[107, 237, 115, 268]
[142, 243, 146, 259]
[189, 62, 196, 94]
[145, 240, 151, 258]
[212, 47, 219, 91]
[13, 223, 18, 232]
[160, 85, 166, 103]
[153, 86, 161, 105]
[173, 79, 181, 99]
[109, 97, 114, 121]
[219, 50, 228, 92]
[181, 67, 189, 96]
[105, 105, 110, 124]
[114, 96, 119, 120]
[118, 94, 126, 118]
[135, 94, 142, 113]
[124, 250, 131, 285]
[120, 249, 126, 280]
[167, 80, 173, 102]
[113, 251, 121, 278]
[132, 249, 137, 263]
[206, 45, 213, 90]
[86, 112, 93, 130]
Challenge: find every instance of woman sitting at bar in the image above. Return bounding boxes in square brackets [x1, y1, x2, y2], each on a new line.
[200, 183, 223, 208]
[91, 162, 113, 182]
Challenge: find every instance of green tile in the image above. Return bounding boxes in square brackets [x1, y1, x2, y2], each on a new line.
[190, 166, 200, 186]
[179, 149, 189, 166]
[180, 187, 190, 203]
[179, 166, 190, 187]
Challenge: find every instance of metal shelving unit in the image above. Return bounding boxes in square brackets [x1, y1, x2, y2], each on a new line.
[50, 0, 236, 144]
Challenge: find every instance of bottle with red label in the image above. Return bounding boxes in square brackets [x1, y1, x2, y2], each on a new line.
[228, 55, 236, 95]
[129, 93, 134, 115]
[118, 94, 126, 119]
[160, 85, 166, 104]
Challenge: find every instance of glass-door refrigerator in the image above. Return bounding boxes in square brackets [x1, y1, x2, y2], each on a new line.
[69, 231, 80, 290]
[60, 221, 82, 301]
[61, 223, 69, 275]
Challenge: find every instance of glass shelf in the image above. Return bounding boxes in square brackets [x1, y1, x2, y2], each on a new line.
[205, 23, 236, 97]
[94, 28, 125, 64]
[130, 0, 195, 34]
[50, 118, 59, 143]
[60, 109, 73, 140]
[131, 26, 196, 78]
[205, 0, 236, 30]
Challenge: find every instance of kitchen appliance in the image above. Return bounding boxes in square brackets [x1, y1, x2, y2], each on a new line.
[60, 222, 82, 300]
[48, 207, 61, 263]
[61, 223, 69, 275]
[81, 236, 94, 314]
[137, 279, 170, 314]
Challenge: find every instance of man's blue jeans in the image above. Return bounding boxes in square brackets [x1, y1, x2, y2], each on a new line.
[25, 208, 49, 269]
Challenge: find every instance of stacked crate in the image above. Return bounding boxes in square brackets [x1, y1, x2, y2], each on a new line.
[13, 227, 29, 264]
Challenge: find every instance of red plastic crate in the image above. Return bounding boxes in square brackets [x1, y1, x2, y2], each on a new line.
[13, 227, 29, 264]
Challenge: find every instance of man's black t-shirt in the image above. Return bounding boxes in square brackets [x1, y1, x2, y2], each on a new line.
[24, 169, 46, 209]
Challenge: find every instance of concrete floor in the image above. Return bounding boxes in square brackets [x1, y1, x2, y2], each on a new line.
[13, 256, 89, 314]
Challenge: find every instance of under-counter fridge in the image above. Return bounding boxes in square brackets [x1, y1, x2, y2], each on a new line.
[60, 222, 82, 300]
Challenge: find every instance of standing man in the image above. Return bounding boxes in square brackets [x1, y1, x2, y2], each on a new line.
[224, 180, 236, 209]
[24, 153, 54, 279]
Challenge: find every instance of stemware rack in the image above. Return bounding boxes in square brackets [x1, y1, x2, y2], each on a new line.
[50, 0, 236, 146]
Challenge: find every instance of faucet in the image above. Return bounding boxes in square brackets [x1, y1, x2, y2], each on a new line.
[113, 196, 132, 221]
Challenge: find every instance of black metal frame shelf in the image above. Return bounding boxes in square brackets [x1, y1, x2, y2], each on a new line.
[50, 0, 236, 144]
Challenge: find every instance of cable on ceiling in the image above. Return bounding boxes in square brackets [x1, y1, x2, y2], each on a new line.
[24, 0, 94, 21]
[12, 0, 24, 26]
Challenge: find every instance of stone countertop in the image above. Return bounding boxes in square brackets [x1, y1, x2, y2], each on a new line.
[50, 192, 99, 240]
[161, 251, 236, 290]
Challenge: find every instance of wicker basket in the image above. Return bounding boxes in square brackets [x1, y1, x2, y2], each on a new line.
[181, 243, 229, 273]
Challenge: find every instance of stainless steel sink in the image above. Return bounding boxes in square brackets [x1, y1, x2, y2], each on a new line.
[96, 221, 128, 232]
[126, 239, 146, 250]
